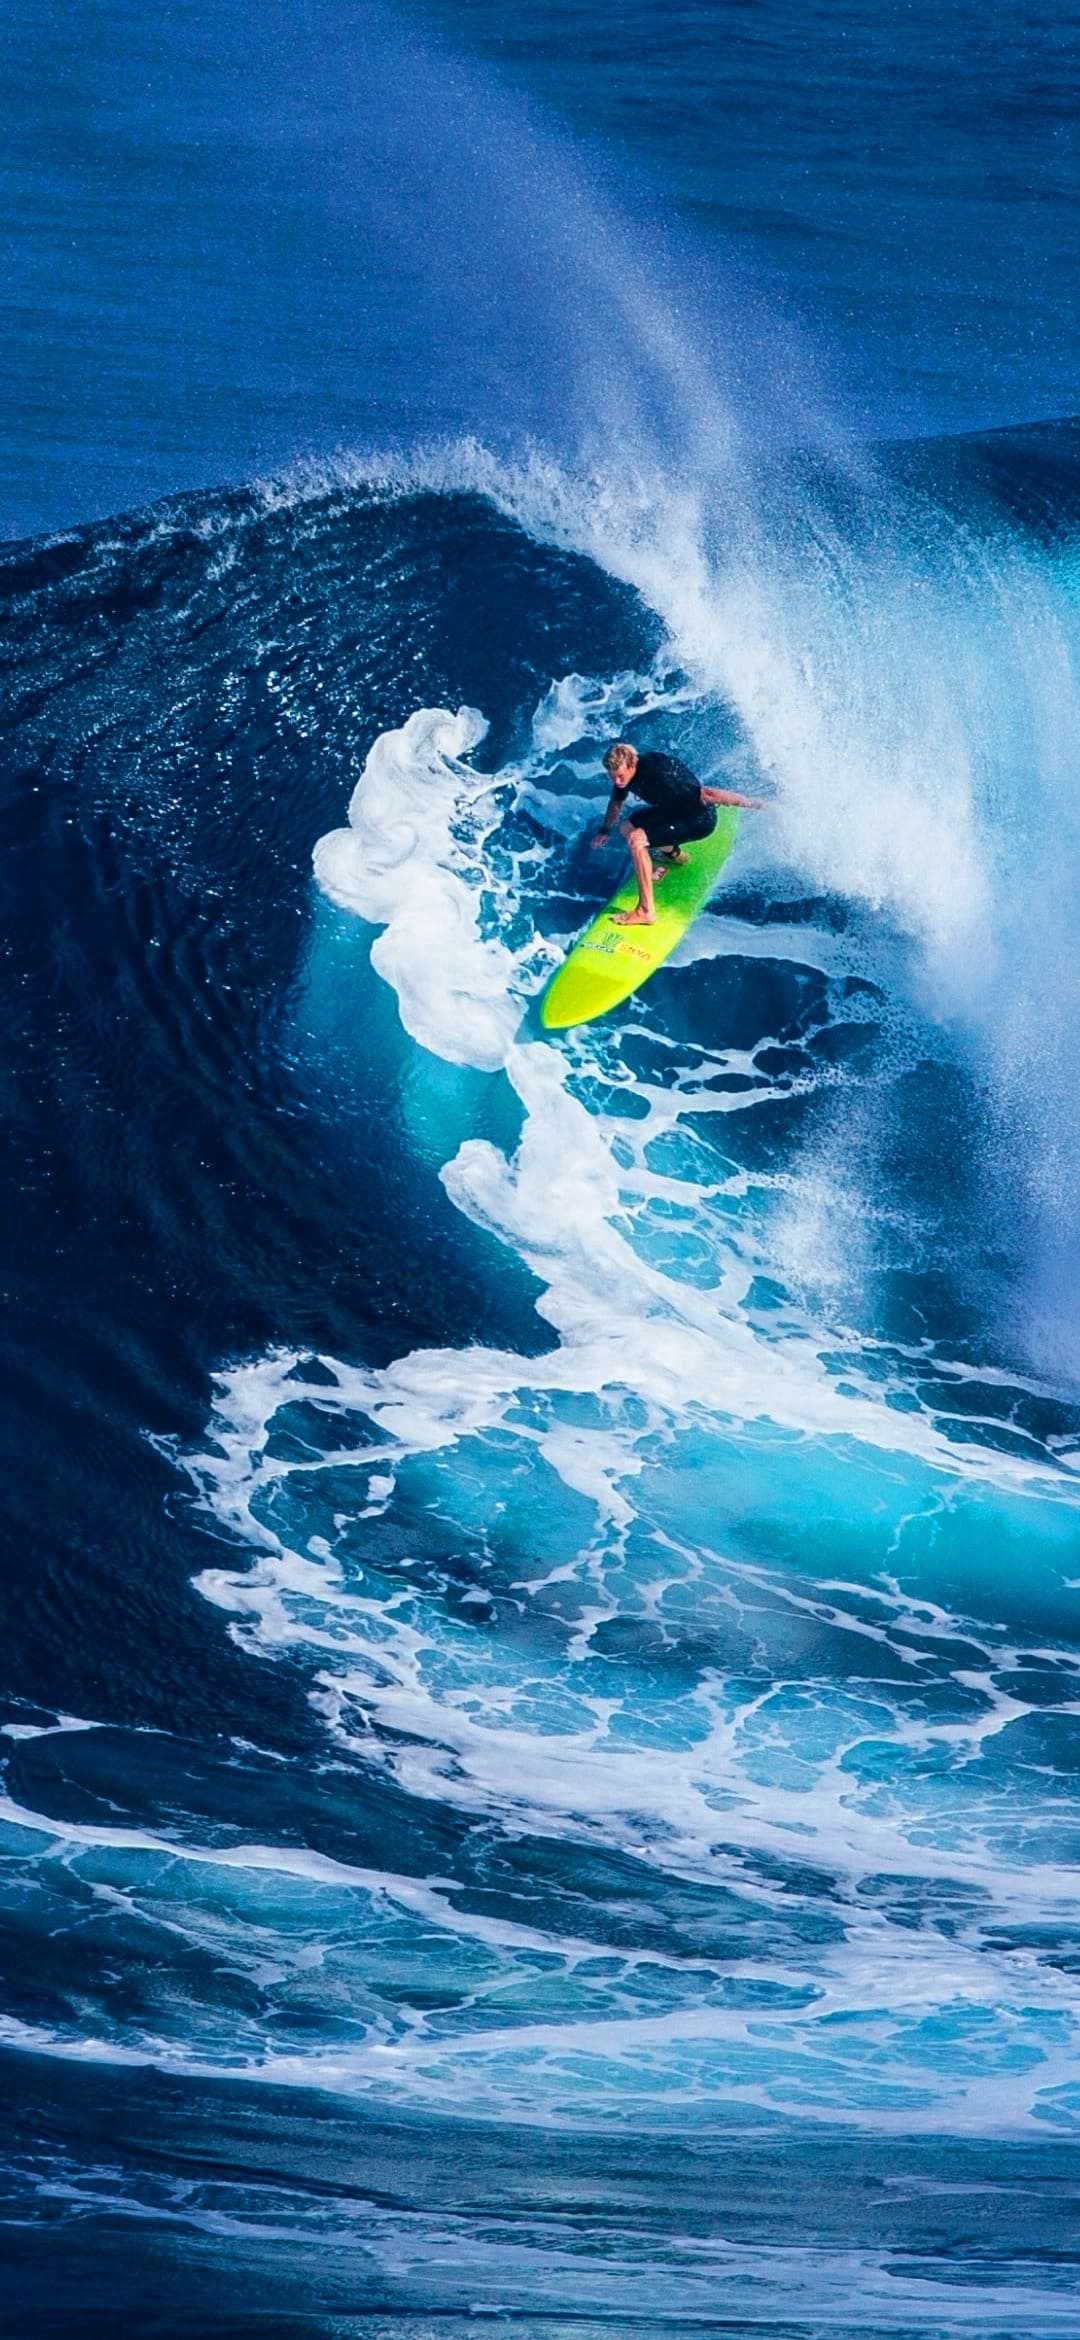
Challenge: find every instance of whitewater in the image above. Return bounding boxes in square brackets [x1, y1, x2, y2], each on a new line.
[3, 0, 1080, 2332]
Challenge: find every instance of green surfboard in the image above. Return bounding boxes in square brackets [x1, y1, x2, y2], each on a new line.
[540, 809, 740, 1031]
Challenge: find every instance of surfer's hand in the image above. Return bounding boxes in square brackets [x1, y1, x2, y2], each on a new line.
[592, 827, 611, 847]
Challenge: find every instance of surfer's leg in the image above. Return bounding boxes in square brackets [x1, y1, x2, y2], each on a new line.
[635, 809, 680, 889]
[662, 806, 713, 868]
[641, 809, 693, 885]
[613, 823, 656, 925]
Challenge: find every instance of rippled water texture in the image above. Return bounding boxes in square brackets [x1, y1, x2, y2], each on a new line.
[3, 1, 1080, 2333]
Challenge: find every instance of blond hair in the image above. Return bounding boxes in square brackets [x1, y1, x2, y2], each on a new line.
[603, 741, 636, 775]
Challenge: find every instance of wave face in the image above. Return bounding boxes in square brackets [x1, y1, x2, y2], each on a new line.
[2, 421, 1080, 2330]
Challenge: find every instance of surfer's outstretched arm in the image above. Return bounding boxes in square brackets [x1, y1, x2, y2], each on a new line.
[701, 786, 767, 808]
[592, 789, 624, 844]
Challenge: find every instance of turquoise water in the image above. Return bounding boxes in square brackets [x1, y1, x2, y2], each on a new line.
[2, 3, 1080, 2331]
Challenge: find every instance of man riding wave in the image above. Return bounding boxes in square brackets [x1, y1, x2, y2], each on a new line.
[593, 741, 764, 926]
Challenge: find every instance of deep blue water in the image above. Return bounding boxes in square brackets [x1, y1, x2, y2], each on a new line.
[3, 4, 1080, 2334]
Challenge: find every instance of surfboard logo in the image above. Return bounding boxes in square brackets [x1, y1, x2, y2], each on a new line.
[584, 927, 650, 962]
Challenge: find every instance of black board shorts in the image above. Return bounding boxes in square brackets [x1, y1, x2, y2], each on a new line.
[633, 798, 717, 851]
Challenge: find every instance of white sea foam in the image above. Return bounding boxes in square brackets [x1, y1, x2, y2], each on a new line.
[308, 688, 1069, 1484]
[0, 1711, 102, 1742]
[293, 433, 1080, 1374]
[3, 1766, 1080, 2138]
[312, 704, 520, 1070]
[182, 1317, 1080, 2144]
[17, 2145, 1080, 2332]
[187, 1339, 1080, 1912]
[170, 448, 1080, 2141]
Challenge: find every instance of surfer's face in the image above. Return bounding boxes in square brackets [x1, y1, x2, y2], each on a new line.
[610, 750, 637, 788]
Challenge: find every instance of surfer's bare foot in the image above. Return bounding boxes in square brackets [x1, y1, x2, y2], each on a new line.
[652, 862, 669, 883]
[666, 848, 690, 866]
[613, 906, 656, 926]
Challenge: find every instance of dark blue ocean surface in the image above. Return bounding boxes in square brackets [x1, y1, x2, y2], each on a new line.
[3, 5, 1080, 2335]
[3, 0, 1079, 536]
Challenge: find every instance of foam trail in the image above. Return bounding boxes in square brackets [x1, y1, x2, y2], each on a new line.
[33, 462, 1059, 2158]
[229, 0, 1080, 1345]
[312, 705, 520, 1070]
[307, 685, 1076, 1475]
[4, 1771, 1080, 2137]
[12, 2135, 1080, 2333]
[475, 450, 1080, 1369]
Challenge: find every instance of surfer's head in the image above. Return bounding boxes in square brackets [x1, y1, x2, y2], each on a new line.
[603, 742, 638, 788]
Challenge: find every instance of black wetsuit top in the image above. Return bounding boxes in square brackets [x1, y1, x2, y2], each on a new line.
[630, 750, 703, 817]
[623, 750, 715, 847]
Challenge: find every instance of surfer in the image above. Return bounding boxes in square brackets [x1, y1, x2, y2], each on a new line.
[593, 742, 764, 926]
